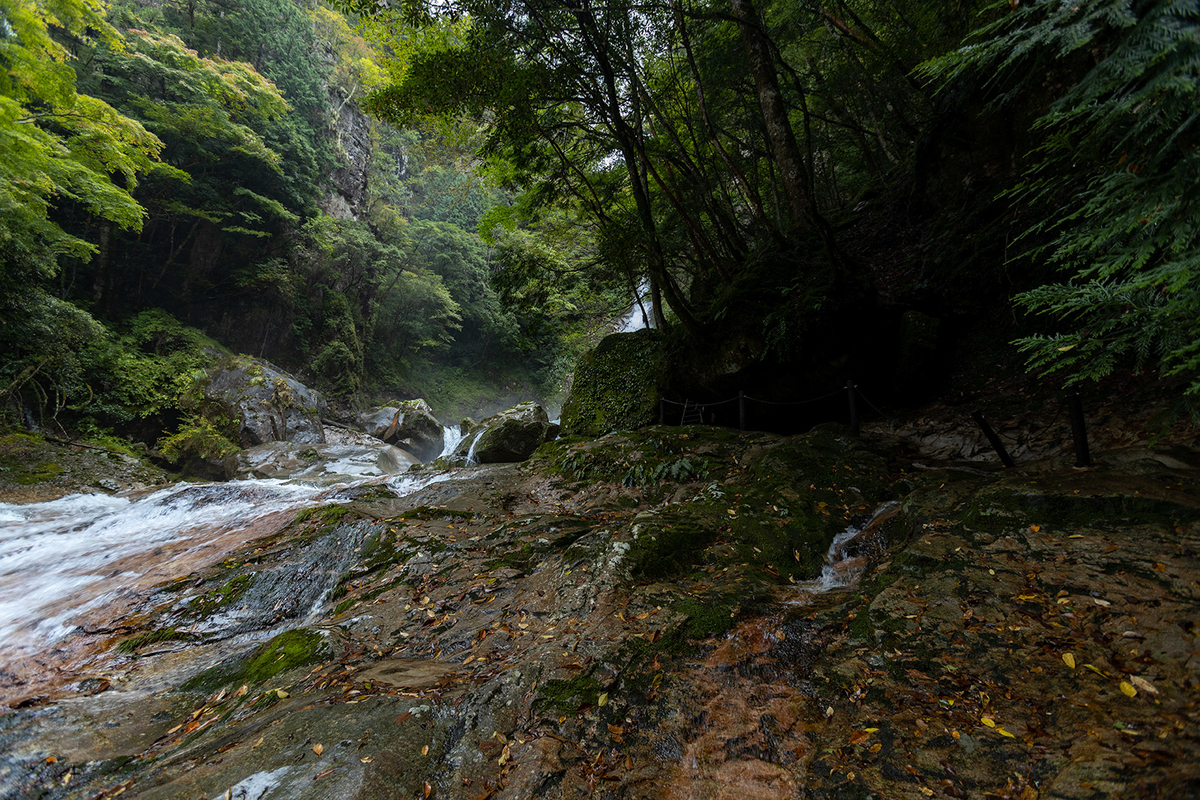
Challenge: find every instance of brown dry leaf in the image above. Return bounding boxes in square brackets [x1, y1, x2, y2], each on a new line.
[314, 767, 335, 780]
[869, 743, 882, 753]
[423, 780, 432, 798]
[1029, 525, 1040, 533]
[312, 743, 323, 756]
[607, 723, 625, 736]
[625, 755, 634, 770]
[394, 711, 412, 724]
[233, 684, 248, 698]
[44, 756, 57, 764]
[498, 744, 511, 766]
[849, 730, 869, 744]
[253, 737, 264, 748]
[1129, 676, 1158, 695]
[360, 756, 374, 763]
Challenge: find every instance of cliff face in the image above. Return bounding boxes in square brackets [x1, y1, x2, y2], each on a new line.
[318, 43, 373, 220]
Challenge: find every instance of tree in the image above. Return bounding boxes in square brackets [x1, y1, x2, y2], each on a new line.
[926, 0, 1200, 395]
[0, 0, 163, 287]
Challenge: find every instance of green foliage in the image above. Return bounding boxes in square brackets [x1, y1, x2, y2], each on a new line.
[927, 0, 1200, 394]
[157, 413, 241, 463]
[0, 0, 161, 283]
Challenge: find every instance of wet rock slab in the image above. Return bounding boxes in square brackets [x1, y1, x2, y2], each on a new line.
[1, 427, 1197, 800]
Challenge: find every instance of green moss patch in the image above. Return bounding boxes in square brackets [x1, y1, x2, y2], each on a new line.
[535, 674, 604, 715]
[560, 330, 666, 437]
[181, 628, 328, 693]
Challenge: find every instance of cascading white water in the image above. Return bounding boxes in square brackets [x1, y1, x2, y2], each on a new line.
[0, 472, 449, 666]
[788, 501, 900, 599]
[616, 278, 654, 333]
[465, 429, 486, 465]
[439, 425, 464, 458]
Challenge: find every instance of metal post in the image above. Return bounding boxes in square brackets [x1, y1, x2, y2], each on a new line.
[1067, 389, 1091, 468]
[970, 411, 1016, 468]
[738, 391, 746, 431]
[846, 381, 860, 436]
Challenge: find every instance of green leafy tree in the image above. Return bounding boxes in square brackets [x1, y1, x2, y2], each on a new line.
[0, 0, 163, 286]
[926, 0, 1200, 395]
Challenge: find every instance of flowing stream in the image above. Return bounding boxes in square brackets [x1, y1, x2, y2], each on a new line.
[789, 500, 901, 600]
[0, 472, 445, 681]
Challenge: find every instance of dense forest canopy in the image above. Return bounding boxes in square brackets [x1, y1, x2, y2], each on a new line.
[0, 0, 1197, 459]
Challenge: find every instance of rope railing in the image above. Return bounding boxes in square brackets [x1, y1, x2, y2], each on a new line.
[657, 381, 1093, 471]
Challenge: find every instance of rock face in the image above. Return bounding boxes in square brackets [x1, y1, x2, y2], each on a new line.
[355, 400, 443, 462]
[561, 329, 666, 437]
[201, 357, 326, 448]
[224, 442, 418, 482]
[453, 401, 552, 464]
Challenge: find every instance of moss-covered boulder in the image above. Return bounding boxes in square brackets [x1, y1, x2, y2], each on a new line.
[355, 399, 443, 461]
[200, 356, 326, 447]
[463, 401, 551, 464]
[561, 330, 666, 437]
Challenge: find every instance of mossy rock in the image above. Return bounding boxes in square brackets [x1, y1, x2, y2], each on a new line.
[561, 330, 666, 437]
[181, 628, 328, 693]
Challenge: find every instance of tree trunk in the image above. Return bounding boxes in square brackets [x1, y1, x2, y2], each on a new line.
[730, 0, 812, 230]
[92, 220, 111, 315]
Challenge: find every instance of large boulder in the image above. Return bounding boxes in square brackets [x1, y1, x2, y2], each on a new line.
[225, 442, 418, 482]
[560, 330, 666, 437]
[355, 400, 443, 462]
[201, 357, 326, 448]
[452, 402, 552, 464]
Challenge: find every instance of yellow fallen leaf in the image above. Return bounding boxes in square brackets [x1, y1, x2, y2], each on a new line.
[1062, 653, 1076, 669]
[312, 743, 323, 756]
[1029, 524, 1041, 532]
[1083, 663, 1109, 678]
[996, 727, 1016, 738]
[44, 756, 57, 764]
[421, 744, 429, 755]
[980, 717, 996, 728]
[253, 737, 264, 748]
[864, 727, 879, 733]
[597, 692, 609, 707]
[869, 742, 882, 753]
[275, 688, 289, 699]
[498, 744, 511, 765]
[361, 756, 373, 763]
[1119, 681, 1137, 698]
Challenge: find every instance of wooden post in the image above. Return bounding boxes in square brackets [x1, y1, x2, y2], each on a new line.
[846, 381, 860, 436]
[970, 411, 1016, 468]
[1067, 389, 1091, 468]
[659, 398, 665, 425]
[738, 391, 746, 431]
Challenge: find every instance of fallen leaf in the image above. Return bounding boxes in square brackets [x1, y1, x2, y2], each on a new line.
[996, 728, 1016, 738]
[276, 688, 289, 699]
[498, 744, 511, 766]
[1062, 653, 1076, 669]
[44, 756, 57, 764]
[253, 737, 264, 748]
[1083, 663, 1109, 678]
[1119, 681, 1137, 698]
[314, 767, 335, 780]
[597, 692, 609, 707]
[423, 780, 432, 798]
[422, 744, 430, 755]
[1129, 676, 1158, 695]
[361, 756, 373, 763]
[980, 717, 996, 728]
[869, 743, 882, 753]
[849, 730, 869, 744]
[1029, 524, 1041, 532]
[312, 743, 323, 756]
[608, 723, 626, 736]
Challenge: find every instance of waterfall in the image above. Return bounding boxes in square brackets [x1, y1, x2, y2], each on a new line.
[616, 278, 653, 333]
[439, 425, 464, 458]
[465, 429, 486, 465]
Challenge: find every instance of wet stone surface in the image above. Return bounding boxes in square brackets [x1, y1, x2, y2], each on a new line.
[0, 426, 1197, 799]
